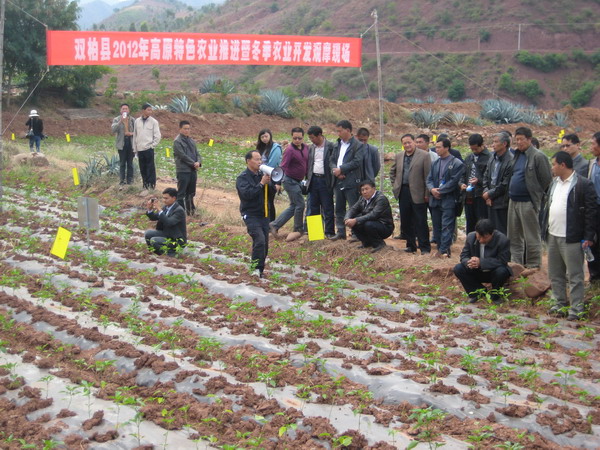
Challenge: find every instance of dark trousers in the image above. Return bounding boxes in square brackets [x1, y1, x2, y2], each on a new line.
[453, 263, 512, 300]
[138, 148, 156, 189]
[465, 196, 488, 234]
[145, 230, 185, 255]
[308, 176, 335, 236]
[118, 138, 134, 184]
[335, 186, 359, 236]
[244, 216, 269, 273]
[431, 204, 456, 255]
[399, 187, 430, 252]
[588, 207, 600, 282]
[353, 220, 393, 247]
[29, 135, 42, 152]
[177, 171, 198, 216]
[488, 207, 508, 236]
[267, 185, 277, 222]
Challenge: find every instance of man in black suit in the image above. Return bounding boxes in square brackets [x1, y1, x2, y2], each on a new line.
[453, 219, 512, 304]
[306, 126, 336, 238]
[329, 120, 365, 240]
[145, 187, 187, 256]
[344, 180, 394, 253]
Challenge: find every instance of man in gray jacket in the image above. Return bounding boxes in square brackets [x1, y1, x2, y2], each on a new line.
[483, 132, 514, 235]
[133, 103, 161, 190]
[507, 127, 552, 268]
[111, 103, 135, 186]
[173, 120, 202, 216]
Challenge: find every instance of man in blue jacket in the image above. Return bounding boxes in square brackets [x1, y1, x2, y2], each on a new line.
[426, 138, 465, 258]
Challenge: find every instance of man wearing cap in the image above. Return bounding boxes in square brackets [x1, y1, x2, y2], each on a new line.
[133, 103, 161, 190]
[25, 110, 44, 153]
[111, 103, 136, 186]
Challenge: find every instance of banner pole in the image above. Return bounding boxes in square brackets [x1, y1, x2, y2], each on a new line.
[371, 9, 385, 190]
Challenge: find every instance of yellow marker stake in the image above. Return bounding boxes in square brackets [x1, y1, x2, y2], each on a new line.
[307, 215, 325, 241]
[432, 135, 437, 143]
[209, 139, 214, 147]
[66, 134, 71, 143]
[72, 168, 80, 186]
[166, 147, 170, 158]
[51, 227, 72, 259]
[559, 129, 565, 137]
[11, 133, 15, 141]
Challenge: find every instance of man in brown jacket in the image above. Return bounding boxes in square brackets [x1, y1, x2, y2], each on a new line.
[390, 133, 432, 254]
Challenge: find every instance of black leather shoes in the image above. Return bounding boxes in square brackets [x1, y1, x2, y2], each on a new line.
[328, 234, 346, 241]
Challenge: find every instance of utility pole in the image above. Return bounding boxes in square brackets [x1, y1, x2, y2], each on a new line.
[371, 9, 385, 190]
[0, 0, 6, 213]
[517, 23, 522, 51]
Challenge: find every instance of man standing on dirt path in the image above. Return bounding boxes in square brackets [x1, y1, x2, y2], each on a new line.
[111, 103, 135, 188]
[329, 120, 365, 241]
[133, 103, 161, 191]
[483, 132, 514, 235]
[174, 120, 202, 216]
[145, 187, 187, 256]
[587, 132, 600, 283]
[507, 126, 552, 268]
[427, 138, 465, 258]
[453, 219, 512, 304]
[237, 151, 271, 278]
[390, 133, 431, 255]
[543, 151, 597, 321]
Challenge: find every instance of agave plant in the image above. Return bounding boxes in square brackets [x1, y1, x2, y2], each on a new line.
[551, 111, 570, 127]
[446, 112, 472, 126]
[258, 89, 292, 118]
[152, 104, 168, 111]
[199, 75, 236, 94]
[168, 95, 192, 113]
[411, 109, 447, 128]
[480, 99, 524, 124]
[102, 154, 120, 176]
[521, 106, 543, 125]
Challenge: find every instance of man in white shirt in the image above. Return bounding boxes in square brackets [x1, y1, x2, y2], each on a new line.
[544, 151, 597, 320]
[133, 103, 162, 190]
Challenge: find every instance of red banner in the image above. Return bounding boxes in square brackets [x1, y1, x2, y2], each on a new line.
[46, 31, 361, 67]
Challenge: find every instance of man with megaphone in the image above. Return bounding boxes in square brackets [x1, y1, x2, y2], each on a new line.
[236, 151, 272, 278]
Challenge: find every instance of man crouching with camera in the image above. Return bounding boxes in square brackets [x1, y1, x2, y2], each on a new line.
[145, 187, 187, 256]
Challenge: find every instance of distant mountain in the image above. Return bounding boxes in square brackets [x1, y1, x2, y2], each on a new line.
[78, 0, 135, 30]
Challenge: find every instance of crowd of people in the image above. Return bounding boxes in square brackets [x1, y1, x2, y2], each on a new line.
[236, 122, 600, 320]
[122, 104, 600, 319]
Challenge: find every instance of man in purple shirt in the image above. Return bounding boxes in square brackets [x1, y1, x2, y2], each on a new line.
[270, 127, 309, 238]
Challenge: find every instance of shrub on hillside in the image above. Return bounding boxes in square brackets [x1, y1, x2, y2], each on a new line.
[411, 109, 447, 128]
[570, 81, 597, 108]
[515, 50, 567, 72]
[200, 75, 236, 95]
[447, 80, 466, 102]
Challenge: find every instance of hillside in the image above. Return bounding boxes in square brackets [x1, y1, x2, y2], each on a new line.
[97, 0, 600, 108]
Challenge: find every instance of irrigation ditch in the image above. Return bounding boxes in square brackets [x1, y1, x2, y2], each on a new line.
[1, 184, 599, 449]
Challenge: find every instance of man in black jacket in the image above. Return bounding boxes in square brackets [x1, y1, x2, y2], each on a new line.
[329, 120, 365, 240]
[236, 151, 271, 278]
[460, 134, 491, 234]
[173, 120, 202, 216]
[306, 126, 335, 238]
[145, 187, 187, 256]
[344, 180, 394, 253]
[483, 132, 514, 235]
[453, 219, 512, 304]
[544, 151, 597, 320]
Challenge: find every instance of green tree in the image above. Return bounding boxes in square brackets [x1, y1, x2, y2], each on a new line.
[447, 79, 465, 102]
[4, 0, 109, 107]
[570, 81, 597, 108]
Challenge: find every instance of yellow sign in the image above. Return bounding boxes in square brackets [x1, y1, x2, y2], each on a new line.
[559, 129, 565, 138]
[11, 133, 15, 141]
[208, 139, 214, 147]
[50, 227, 71, 259]
[306, 215, 325, 241]
[72, 168, 80, 186]
[66, 133, 71, 142]
[166, 147, 170, 158]
[432, 135, 437, 143]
